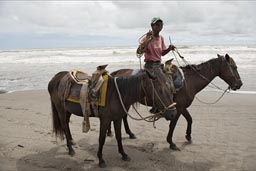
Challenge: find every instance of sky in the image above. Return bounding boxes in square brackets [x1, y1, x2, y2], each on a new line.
[0, 1, 255, 50]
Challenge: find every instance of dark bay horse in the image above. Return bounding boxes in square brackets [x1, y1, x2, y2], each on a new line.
[48, 68, 177, 167]
[110, 54, 243, 150]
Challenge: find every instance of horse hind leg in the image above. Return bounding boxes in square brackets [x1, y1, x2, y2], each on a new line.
[123, 115, 136, 139]
[114, 119, 131, 161]
[58, 107, 75, 156]
[107, 122, 113, 137]
[66, 112, 76, 145]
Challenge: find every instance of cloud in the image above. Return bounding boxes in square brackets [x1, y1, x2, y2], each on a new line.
[0, 1, 255, 49]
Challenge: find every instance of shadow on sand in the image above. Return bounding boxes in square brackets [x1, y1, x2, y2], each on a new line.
[16, 138, 214, 171]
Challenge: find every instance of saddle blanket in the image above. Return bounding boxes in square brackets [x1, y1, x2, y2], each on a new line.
[66, 74, 108, 106]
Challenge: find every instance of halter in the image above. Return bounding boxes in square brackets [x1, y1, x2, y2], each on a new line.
[113, 74, 176, 127]
[172, 49, 243, 104]
[223, 57, 241, 84]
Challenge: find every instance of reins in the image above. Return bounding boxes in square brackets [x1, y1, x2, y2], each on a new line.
[171, 46, 230, 104]
[113, 76, 171, 128]
[194, 87, 230, 104]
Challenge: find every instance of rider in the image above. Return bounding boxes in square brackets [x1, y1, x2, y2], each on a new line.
[136, 17, 176, 70]
[136, 17, 176, 113]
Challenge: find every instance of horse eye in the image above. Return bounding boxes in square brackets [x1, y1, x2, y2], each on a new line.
[231, 65, 237, 70]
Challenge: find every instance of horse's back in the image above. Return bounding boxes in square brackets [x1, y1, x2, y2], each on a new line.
[111, 69, 134, 77]
[48, 71, 69, 94]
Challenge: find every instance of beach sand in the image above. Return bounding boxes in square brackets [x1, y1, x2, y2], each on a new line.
[0, 90, 255, 171]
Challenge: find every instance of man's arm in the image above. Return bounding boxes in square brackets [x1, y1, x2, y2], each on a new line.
[162, 44, 176, 56]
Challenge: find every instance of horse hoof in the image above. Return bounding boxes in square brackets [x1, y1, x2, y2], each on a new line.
[129, 134, 136, 139]
[99, 161, 106, 168]
[69, 150, 75, 156]
[122, 155, 131, 161]
[185, 135, 192, 142]
[169, 144, 180, 151]
[107, 132, 113, 137]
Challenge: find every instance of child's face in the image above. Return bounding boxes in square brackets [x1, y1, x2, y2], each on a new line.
[152, 21, 163, 33]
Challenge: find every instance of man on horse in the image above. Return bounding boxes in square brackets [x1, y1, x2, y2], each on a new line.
[136, 17, 176, 69]
[136, 17, 177, 113]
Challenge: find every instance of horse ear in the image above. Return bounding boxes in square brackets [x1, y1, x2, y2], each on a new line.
[225, 54, 230, 61]
[217, 54, 221, 58]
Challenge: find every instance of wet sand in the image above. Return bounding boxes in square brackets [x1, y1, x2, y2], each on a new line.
[0, 90, 255, 171]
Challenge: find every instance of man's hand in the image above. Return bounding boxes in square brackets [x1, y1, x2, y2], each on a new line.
[168, 44, 176, 51]
[162, 44, 176, 56]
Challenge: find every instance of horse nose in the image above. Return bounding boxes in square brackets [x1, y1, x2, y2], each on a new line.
[239, 81, 243, 88]
[236, 81, 243, 90]
[162, 108, 177, 121]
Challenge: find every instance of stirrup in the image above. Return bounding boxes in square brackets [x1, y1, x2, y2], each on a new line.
[89, 91, 98, 102]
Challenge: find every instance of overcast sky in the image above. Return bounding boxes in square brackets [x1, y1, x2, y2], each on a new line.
[0, 1, 255, 50]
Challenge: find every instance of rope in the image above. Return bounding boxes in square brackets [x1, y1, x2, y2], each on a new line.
[169, 43, 230, 104]
[114, 77, 163, 128]
[195, 87, 230, 104]
[137, 31, 154, 69]
[173, 48, 226, 91]
[132, 105, 162, 128]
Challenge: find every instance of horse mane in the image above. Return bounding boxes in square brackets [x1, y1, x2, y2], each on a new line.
[180, 57, 221, 73]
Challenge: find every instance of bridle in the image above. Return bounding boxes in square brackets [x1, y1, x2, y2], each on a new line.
[223, 57, 241, 85]
[172, 49, 241, 104]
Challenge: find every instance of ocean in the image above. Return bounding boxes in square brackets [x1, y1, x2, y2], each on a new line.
[0, 45, 255, 94]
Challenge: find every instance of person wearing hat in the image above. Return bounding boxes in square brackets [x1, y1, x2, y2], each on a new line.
[137, 17, 176, 69]
[137, 17, 176, 113]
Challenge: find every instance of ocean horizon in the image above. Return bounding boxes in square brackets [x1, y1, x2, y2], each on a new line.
[0, 45, 255, 94]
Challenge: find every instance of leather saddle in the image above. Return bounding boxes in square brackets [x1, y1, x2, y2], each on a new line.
[69, 69, 91, 84]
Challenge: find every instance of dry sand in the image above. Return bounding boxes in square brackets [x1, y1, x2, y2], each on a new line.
[0, 90, 255, 171]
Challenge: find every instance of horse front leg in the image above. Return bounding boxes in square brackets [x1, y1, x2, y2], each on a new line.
[97, 119, 109, 168]
[123, 114, 136, 139]
[167, 112, 181, 151]
[182, 108, 193, 142]
[114, 119, 131, 161]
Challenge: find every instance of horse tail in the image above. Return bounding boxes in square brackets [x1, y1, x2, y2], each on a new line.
[48, 71, 68, 140]
[50, 98, 64, 140]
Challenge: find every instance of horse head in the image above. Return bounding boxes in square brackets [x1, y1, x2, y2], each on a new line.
[141, 68, 177, 121]
[218, 54, 243, 90]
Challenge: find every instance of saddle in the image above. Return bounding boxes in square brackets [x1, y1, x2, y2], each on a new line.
[65, 65, 109, 133]
[69, 69, 90, 84]
[163, 58, 184, 93]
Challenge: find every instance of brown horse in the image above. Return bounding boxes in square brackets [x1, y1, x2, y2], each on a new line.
[48, 68, 177, 168]
[110, 54, 243, 150]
